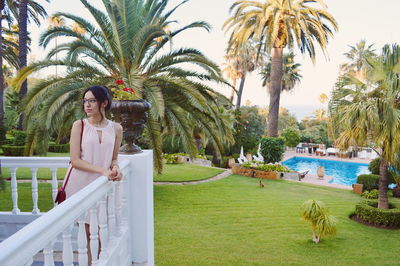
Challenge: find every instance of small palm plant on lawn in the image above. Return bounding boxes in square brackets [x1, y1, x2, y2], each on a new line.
[301, 200, 337, 243]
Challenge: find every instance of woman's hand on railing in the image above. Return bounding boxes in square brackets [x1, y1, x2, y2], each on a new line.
[111, 165, 123, 181]
[102, 168, 122, 181]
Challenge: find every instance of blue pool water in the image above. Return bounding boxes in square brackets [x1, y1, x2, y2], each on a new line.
[282, 157, 370, 186]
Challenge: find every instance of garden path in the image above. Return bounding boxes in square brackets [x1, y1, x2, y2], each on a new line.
[154, 168, 232, 185]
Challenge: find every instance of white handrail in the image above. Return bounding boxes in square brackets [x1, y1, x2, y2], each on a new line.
[0, 156, 70, 168]
[0, 160, 130, 265]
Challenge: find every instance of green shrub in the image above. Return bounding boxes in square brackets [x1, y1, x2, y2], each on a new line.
[260, 137, 285, 164]
[1, 145, 25, 156]
[357, 174, 379, 191]
[368, 158, 380, 174]
[281, 128, 300, 148]
[242, 161, 290, 172]
[355, 200, 400, 227]
[163, 153, 188, 164]
[361, 189, 379, 199]
[11, 130, 27, 146]
[48, 144, 70, 153]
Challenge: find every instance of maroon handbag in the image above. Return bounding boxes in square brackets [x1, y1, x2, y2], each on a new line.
[55, 120, 84, 204]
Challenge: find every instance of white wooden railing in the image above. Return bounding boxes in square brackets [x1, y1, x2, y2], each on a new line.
[0, 151, 154, 266]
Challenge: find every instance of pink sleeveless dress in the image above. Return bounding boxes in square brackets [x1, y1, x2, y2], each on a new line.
[64, 118, 116, 198]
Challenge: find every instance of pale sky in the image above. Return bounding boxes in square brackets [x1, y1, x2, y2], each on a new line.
[29, 0, 400, 120]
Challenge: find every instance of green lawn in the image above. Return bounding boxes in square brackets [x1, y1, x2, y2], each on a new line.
[155, 175, 400, 265]
[0, 182, 54, 212]
[154, 164, 224, 182]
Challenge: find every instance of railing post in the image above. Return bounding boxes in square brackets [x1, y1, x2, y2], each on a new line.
[121, 150, 154, 266]
[30, 168, 40, 214]
[10, 167, 20, 214]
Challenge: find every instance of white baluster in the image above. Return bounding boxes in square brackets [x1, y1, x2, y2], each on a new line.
[120, 176, 128, 225]
[62, 224, 74, 266]
[30, 167, 40, 214]
[50, 168, 58, 206]
[107, 184, 116, 239]
[99, 195, 108, 260]
[10, 167, 20, 214]
[78, 214, 88, 266]
[43, 242, 55, 266]
[114, 180, 122, 236]
[90, 204, 99, 265]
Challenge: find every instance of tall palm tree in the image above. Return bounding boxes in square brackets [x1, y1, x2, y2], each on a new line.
[225, 43, 259, 109]
[13, 0, 233, 173]
[260, 52, 302, 92]
[16, 0, 48, 129]
[340, 39, 376, 76]
[332, 44, 400, 209]
[222, 55, 240, 103]
[224, 0, 338, 137]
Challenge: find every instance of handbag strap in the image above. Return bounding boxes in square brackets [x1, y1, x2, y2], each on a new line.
[63, 119, 84, 189]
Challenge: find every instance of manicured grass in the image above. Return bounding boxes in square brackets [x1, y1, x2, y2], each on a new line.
[1, 153, 69, 180]
[154, 164, 224, 182]
[155, 175, 400, 265]
[0, 182, 54, 212]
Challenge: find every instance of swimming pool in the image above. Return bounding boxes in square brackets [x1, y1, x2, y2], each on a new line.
[282, 157, 370, 186]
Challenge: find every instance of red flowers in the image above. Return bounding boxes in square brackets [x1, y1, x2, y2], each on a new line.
[112, 79, 136, 100]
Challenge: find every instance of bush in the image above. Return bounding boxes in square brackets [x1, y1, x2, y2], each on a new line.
[355, 200, 400, 227]
[368, 158, 380, 174]
[242, 161, 290, 172]
[357, 174, 379, 191]
[281, 128, 300, 148]
[163, 153, 188, 164]
[260, 137, 285, 164]
[11, 130, 27, 146]
[361, 189, 379, 199]
[48, 144, 70, 153]
[2, 145, 25, 156]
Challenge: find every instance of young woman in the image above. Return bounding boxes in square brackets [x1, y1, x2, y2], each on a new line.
[64, 85, 123, 198]
[63, 85, 123, 263]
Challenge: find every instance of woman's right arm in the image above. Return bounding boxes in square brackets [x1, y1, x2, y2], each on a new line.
[69, 120, 113, 178]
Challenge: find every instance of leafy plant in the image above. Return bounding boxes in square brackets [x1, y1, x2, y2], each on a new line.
[301, 200, 337, 243]
[355, 200, 400, 227]
[242, 161, 290, 172]
[163, 153, 189, 164]
[260, 137, 285, 163]
[357, 174, 379, 191]
[361, 189, 379, 199]
[281, 128, 300, 148]
[11, 130, 27, 146]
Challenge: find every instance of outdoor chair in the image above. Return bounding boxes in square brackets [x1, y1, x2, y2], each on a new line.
[298, 170, 309, 181]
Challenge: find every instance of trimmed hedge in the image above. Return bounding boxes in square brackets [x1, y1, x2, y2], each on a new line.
[48, 144, 70, 153]
[242, 161, 290, 172]
[355, 200, 400, 227]
[361, 189, 379, 199]
[357, 174, 379, 191]
[2, 145, 25, 156]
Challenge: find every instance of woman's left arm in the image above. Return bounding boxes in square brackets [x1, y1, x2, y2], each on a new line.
[110, 122, 123, 180]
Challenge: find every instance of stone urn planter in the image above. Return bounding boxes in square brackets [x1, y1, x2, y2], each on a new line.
[317, 166, 325, 180]
[111, 100, 151, 154]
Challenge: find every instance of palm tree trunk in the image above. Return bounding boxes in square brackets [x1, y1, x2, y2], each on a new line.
[235, 74, 246, 109]
[18, 0, 28, 130]
[378, 157, 389, 209]
[267, 47, 283, 137]
[0, 0, 6, 140]
[229, 79, 237, 103]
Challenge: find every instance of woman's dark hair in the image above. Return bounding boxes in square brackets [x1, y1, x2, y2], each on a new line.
[82, 86, 112, 120]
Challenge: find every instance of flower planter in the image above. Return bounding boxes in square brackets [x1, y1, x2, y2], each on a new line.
[111, 99, 151, 154]
[254, 170, 278, 180]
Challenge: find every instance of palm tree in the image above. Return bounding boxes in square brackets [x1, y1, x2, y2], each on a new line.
[222, 55, 240, 103]
[332, 44, 400, 209]
[16, 0, 48, 129]
[260, 52, 302, 92]
[224, 0, 338, 137]
[225, 43, 259, 109]
[13, 0, 233, 173]
[340, 39, 376, 78]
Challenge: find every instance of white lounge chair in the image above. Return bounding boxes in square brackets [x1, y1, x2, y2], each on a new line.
[326, 148, 338, 156]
